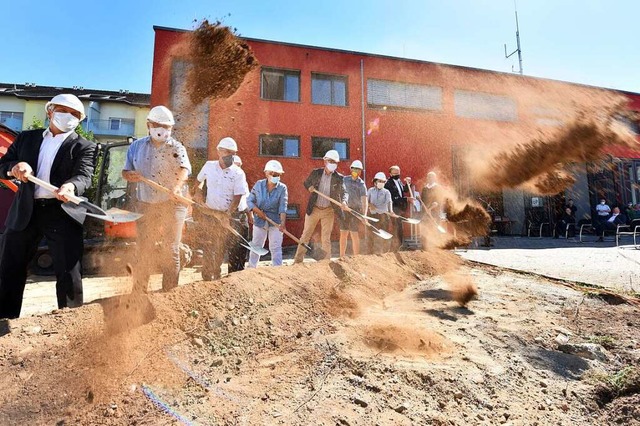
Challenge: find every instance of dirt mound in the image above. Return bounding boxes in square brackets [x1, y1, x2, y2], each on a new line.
[361, 324, 447, 355]
[0, 251, 454, 425]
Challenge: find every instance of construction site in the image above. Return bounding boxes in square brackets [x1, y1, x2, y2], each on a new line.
[1, 14, 640, 426]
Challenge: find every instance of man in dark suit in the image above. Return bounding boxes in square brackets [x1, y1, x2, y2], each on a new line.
[293, 150, 348, 263]
[594, 207, 627, 242]
[384, 165, 414, 250]
[0, 94, 96, 318]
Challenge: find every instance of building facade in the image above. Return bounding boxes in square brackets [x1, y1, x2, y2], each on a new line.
[0, 83, 150, 142]
[151, 26, 640, 238]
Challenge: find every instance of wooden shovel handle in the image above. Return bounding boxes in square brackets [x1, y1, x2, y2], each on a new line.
[263, 215, 299, 243]
[139, 177, 194, 206]
[312, 189, 343, 208]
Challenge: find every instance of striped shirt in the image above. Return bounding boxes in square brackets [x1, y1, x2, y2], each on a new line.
[315, 171, 332, 208]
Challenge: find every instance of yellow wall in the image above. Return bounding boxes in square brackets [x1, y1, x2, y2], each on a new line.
[22, 100, 47, 129]
[134, 107, 150, 138]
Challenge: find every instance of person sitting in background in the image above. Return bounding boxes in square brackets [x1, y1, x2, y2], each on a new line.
[625, 202, 636, 222]
[564, 199, 577, 219]
[594, 206, 627, 242]
[554, 207, 576, 239]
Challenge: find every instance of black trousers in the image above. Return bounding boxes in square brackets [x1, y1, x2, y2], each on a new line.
[227, 212, 249, 273]
[391, 205, 405, 250]
[0, 200, 84, 319]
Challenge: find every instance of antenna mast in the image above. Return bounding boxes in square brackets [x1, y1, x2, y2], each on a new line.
[504, 1, 523, 75]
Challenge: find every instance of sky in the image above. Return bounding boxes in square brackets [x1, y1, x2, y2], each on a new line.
[2, 0, 639, 94]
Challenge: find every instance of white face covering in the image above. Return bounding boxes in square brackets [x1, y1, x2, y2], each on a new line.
[376, 182, 385, 189]
[325, 163, 338, 172]
[150, 127, 171, 142]
[52, 112, 80, 132]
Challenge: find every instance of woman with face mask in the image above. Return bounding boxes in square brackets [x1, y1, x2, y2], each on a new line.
[366, 172, 393, 254]
[247, 160, 288, 267]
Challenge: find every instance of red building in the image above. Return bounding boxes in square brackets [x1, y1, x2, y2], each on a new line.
[151, 26, 640, 237]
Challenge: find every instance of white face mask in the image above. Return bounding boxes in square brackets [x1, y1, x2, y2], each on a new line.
[269, 176, 280, 184]
[376, 182, 385, 189]
[325, 163, 338, 172]
[150, 127, 171, 142]
[52, 112, 80, 132]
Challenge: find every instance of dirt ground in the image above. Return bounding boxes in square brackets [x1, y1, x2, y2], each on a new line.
[1, 250, 639, 425]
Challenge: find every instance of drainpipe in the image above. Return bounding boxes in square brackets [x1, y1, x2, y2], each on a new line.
[360, 59, 366, 181]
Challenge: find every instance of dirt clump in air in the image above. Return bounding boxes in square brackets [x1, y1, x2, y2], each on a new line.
[470, 109, 638, 195]
[180, 20, 258, 105]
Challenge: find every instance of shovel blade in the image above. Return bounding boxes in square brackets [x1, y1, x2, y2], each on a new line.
[373, 228, 394, 240]
[85, 208, 143, 223]
[241, 243, 269, 257]
[61, 202, 88, 225]
[402, 217, 421, 225]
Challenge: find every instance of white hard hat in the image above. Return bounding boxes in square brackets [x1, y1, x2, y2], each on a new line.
[45, 94, 86, 120]
[427, 171, 437, 177]
[217, 137, 238, 151]
[264, 160, 284, 174]
[147, 106, 175, 126]
[389, 165, 400, 172]
[323, 150, 340, 162]
[350, 160, 363, 169]
[374, 172, 387, 181]
[233, 155, 242, 165]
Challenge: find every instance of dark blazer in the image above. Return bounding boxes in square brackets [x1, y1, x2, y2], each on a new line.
[385, 178, 410, 210]
[0, 129, 96, 231]
[303, 168, 347, 216]
[605, 213, 627, 226]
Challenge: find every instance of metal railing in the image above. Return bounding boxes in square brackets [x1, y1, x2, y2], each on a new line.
[85, 119, 135, 136]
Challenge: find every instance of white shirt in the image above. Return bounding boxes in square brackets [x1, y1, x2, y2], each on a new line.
[237, 180, 250, 212]
[197, 161, 247, 211]
[35, 128, 74, 199]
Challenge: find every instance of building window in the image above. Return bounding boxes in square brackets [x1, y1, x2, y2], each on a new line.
[311, 137, 349, 160]
[286, 204, 300, 219]
[259, 134, 300, 157]
[312, 73, 347, 106]
[0, 111, 24, 132]
[109, 118, 121, 130]
[261, 68, 300, 102]
[454, 90, 517, 122]
[367, 79, 442, 111]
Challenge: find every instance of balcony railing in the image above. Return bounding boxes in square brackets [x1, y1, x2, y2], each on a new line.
[86, 119, 135, 136]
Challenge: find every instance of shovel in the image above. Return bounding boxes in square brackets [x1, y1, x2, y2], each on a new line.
[262, 215, 326, 258]
[388, 212, 421, 225]
[418, 198, 447, 234]
[312, 189, 393, 240]
[9, 172, 142, 224]
[139, 177, 269, 257]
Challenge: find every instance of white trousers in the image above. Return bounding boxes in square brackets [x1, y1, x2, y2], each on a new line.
[248, 224, 284, 267]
